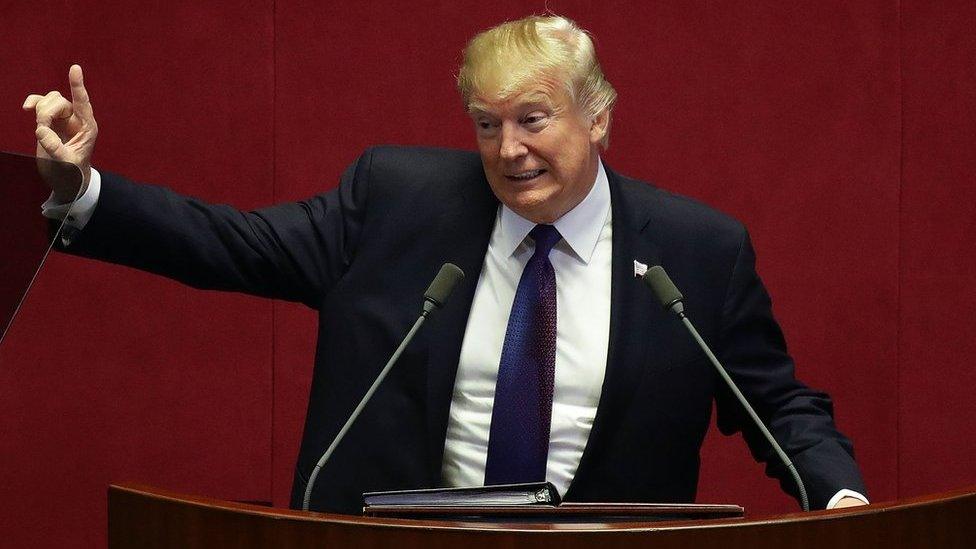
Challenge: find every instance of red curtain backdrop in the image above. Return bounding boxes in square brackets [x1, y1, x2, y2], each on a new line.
[0, 1, 973, 547]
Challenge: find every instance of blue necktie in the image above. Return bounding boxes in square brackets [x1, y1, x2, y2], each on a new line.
[484, 224, 561, 485]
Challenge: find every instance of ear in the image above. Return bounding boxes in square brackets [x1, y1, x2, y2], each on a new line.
[589, 108, 611, 146]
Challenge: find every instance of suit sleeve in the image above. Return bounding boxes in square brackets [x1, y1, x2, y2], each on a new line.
[714, 229, 867, 509]
[62, 149, 375, 308]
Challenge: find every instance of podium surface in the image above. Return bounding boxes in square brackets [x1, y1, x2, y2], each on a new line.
[108, 483, 975, 548]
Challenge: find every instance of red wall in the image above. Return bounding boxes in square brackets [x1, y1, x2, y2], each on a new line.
[1, 1, 973, 546]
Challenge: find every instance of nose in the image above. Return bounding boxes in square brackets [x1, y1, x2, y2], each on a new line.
[499, 121, 527, 161]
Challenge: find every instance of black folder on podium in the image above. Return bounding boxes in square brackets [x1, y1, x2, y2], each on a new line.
[363, 482, 743, 521]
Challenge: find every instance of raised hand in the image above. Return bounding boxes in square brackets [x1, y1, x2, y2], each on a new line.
[22, 65, 98, 200]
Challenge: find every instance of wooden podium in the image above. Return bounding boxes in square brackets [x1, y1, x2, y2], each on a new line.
[108, 483, 976, 548]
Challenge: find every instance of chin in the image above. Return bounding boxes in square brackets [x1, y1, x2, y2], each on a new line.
[513, 202, 561, 224]
[506, 191, 559, 221]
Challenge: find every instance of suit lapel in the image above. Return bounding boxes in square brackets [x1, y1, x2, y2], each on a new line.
[424, 173, 498, 484]
[565, 166, 672, 497]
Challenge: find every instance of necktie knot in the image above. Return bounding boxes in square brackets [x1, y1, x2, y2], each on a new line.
[529, 224, 562, 259]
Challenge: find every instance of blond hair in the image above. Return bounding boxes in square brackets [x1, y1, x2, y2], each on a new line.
[457, 15, 617, 147]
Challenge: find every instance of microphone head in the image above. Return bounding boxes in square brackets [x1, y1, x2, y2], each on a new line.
[423, 263, 465, 311]
[642, 265, 684, 312]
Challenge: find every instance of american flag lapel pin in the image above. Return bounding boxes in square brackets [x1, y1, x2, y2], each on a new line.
[634, 259, 648, 278]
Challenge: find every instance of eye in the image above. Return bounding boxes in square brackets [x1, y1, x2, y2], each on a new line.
[474, 118, 500, 138]
[522, 112, 549, 129]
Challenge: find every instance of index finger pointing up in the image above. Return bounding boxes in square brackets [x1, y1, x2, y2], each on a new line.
[68, 64, 94, 119]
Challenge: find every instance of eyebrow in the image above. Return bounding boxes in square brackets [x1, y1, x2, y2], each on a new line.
[468, 93, 555, 116]
[467, 102, 492, 116]
[519, 92, 555, 109]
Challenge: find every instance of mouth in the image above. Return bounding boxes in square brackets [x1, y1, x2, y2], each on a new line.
[504, 169, 547, 182]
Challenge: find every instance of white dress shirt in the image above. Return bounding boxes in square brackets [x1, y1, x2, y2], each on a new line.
[441, 161, 613, 498]
[44, 163, 866, 508]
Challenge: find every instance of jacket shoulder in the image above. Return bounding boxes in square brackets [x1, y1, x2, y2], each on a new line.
[613, 171, 747, 247]
[361, 146, 484, 190]
[341, 146, 495, 238]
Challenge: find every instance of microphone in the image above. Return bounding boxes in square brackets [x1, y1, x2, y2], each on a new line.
[302, 263, 465, 511]
[423, 263, 465, 315]
[641, 266, 810, 512]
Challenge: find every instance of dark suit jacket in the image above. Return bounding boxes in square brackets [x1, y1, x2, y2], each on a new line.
[67, 146, 866, 513]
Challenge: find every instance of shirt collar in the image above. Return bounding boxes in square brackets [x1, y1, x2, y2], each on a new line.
[497, 159, 611, 264]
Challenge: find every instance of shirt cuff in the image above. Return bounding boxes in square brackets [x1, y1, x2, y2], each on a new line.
[41, 167, 102, 243]
[826, 489, 870, 509]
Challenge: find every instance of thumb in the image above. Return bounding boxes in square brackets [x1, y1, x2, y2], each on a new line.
[35, 125, 68, 161]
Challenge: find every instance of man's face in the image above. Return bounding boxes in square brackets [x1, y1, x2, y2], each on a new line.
[469, 82, 607, 224]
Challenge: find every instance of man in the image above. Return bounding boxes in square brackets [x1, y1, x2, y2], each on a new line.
[23, 15, 867, 513]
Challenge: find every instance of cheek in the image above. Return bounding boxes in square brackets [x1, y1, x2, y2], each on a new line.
[477, 138, 498, 158]
[557, 138, 589, 169]
[543, 150, 575, 179]
[537, 133, 580, 170]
